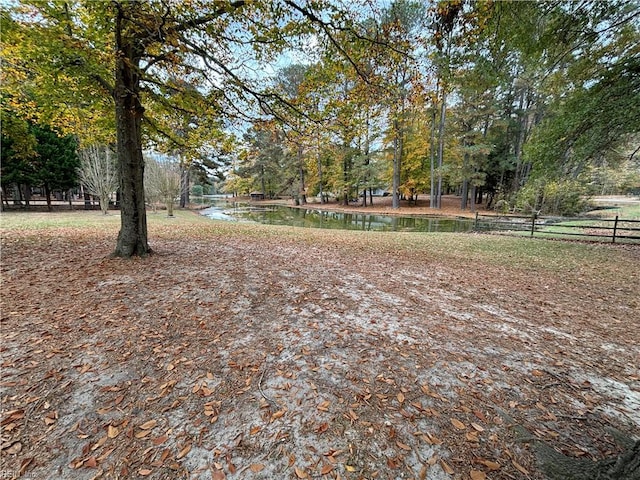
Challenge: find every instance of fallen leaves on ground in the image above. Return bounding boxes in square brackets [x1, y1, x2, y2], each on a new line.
[1, 214, 638, 479]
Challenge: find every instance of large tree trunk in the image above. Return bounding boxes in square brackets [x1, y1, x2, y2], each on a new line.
[180, 164, 189, 208]
[429, 86, 439, 209]
[436, 90, 447, 209]
[113, 9, 150, 258]
[392, 118, 401, 209]
[298, 145, 306, 205]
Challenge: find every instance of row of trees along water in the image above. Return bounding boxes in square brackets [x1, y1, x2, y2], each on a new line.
[1, 1, 639, 256]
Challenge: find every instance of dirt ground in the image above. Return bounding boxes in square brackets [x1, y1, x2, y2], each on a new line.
[1, 215, 639, 480]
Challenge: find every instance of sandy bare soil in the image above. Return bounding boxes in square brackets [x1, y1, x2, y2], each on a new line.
[1, 216, 639, 480]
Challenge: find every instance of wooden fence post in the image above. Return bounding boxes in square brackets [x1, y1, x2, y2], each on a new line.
[612, 215, 618, 243]
[531, 213, 537, 237]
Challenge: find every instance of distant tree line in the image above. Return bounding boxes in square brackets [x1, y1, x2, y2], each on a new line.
[1, 1, 638, 255]
[224, 1, 640, 216]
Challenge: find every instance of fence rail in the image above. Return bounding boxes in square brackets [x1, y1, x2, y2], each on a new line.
[474, 213, 640, 243]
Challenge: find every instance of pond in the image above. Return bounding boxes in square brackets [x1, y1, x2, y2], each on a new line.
[200, 199, 475, 233]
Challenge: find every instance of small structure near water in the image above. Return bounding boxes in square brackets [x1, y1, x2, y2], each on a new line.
[250, 191, 265, 200]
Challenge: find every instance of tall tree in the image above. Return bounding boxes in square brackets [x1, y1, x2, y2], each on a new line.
[3, 1, 375, 256]
[78, 145, 119, 215]
[31, 124, 80, 211]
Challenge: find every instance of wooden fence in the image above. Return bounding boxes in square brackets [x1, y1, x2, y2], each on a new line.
[474, 213, 640, 243]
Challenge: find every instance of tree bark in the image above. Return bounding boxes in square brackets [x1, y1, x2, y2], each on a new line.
[113, 6, 151, 257]
[44, 184, 52, 212]
[392, 117, 401, 209]
[298, 145, 306, 205]
[180, 165, 190, 208]
[436, 90, 447, 209]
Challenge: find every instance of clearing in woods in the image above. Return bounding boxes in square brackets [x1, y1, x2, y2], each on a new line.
[0, 210, 638, 479]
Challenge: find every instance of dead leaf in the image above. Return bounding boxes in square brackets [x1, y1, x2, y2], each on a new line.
[152, 435, 168, 445]
[91, 436, 108, 451]
[107, 425, 119, 438]
[135, 429, 152, 439]
[177, 443, 192, 460]
[396, 441, 411, 451]
[138, 468, 152, 476]
[512, 460, 529, 475]
[295, 466, 307, 478]
[478, 459, 501, 470]
[450, 418, 466, 430]
[167, 363, 175, 371]
[317, 400, 330, 412]
[470, 470, 487, 480]
[413, 464, 426, 480]
[44, 411, 58, 425]
[19, 457, 33, 476]
[397, 392, 405, 404]
[97, 447, 116, 462]
[321, 464, 334, 475]
[470, 422, 484, 432]
[3, 441, 22, 454]
[440, 460, 454, 474]
[271, 410, 285, 421]
[466, 431, 479, 442]
[316, 422, 329, 433]
[345, 465, 356, 472]
[84, 456, 97, 468]
[139, 419, 157, 430]
[473, 410, 487, 422]
[249, 464, 264, 472]
[212, 469, 226, 480]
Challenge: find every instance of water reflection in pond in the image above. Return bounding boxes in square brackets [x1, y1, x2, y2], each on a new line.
[201, 200, 474, 233]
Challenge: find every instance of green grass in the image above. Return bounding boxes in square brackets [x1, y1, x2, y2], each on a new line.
[0, 209, 208, 230]
[2, 209, 635, 279]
